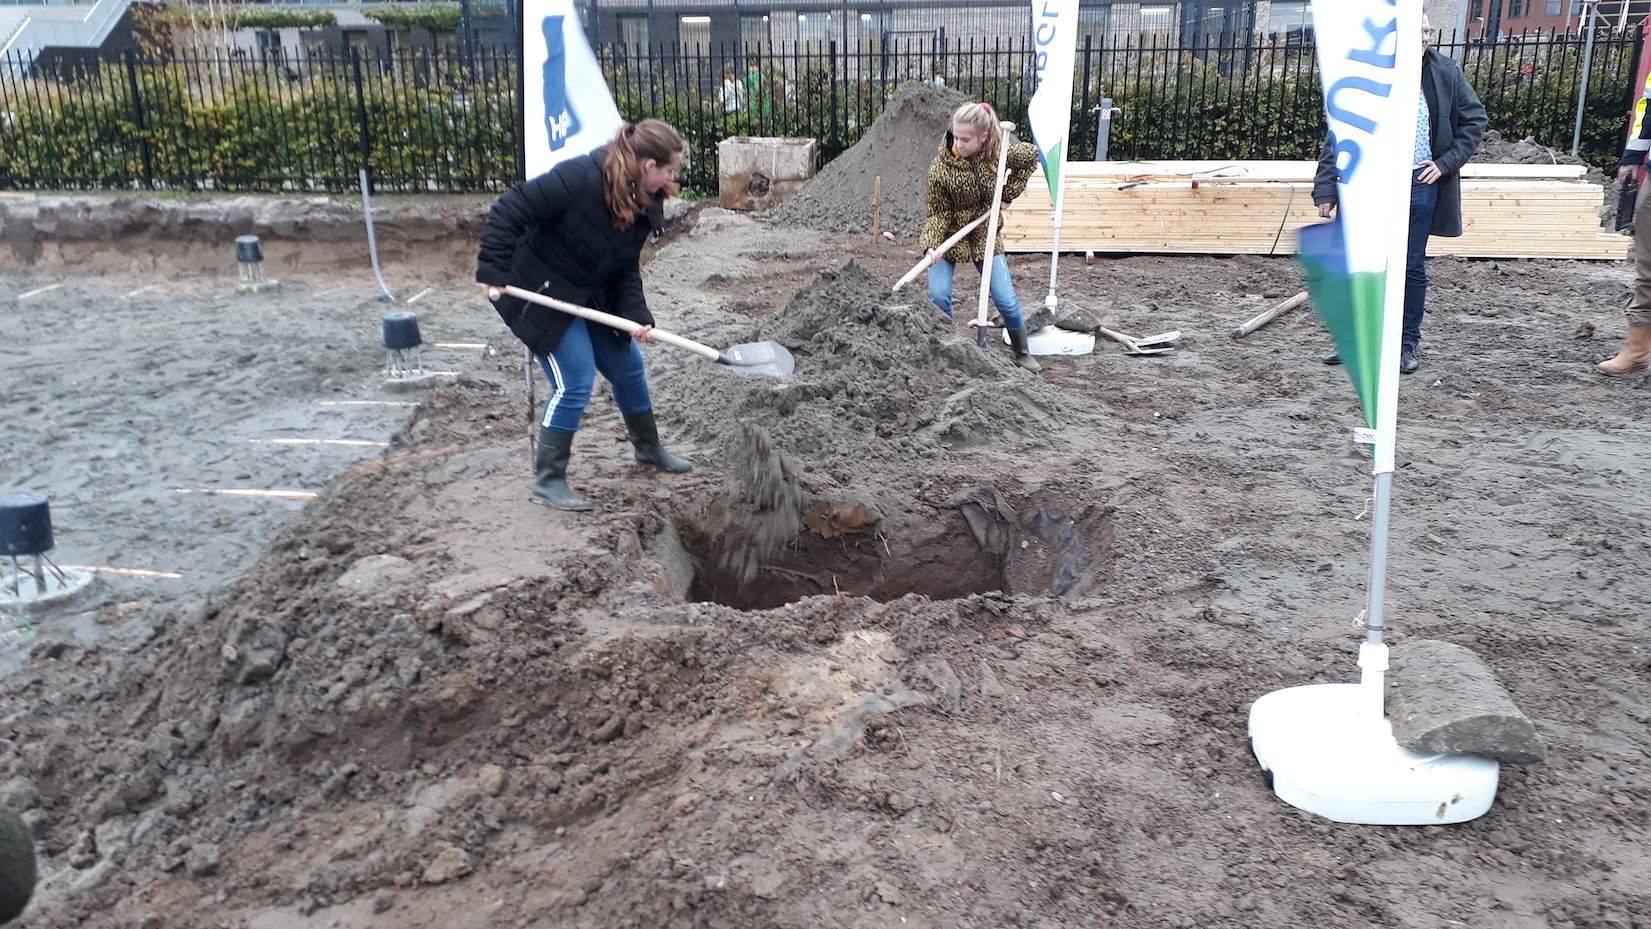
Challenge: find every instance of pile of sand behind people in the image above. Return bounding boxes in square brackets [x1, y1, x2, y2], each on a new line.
[760, 81, 967, 236]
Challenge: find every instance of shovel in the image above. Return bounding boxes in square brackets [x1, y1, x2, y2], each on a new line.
[1094, 324, 1180, 356]
[502, 285, 793, 377]
[890, 213, 988, 292]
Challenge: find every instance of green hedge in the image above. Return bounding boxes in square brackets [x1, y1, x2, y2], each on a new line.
[0, 35, 1638, 194]
[0, 56, 518, 192]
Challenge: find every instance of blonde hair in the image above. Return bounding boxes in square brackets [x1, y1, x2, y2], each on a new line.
[602, 119, 686, 229]
[950, 101, 1000, 161]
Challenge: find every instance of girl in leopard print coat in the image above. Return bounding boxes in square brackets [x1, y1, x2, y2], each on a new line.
[919, 101, 1042, 370]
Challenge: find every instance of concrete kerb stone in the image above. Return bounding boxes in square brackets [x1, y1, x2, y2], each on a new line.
[1386, 638, 1548, 765]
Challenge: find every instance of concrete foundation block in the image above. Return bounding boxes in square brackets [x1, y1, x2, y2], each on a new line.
[717, 137, 817, 211]
[1386, 638, 1547, 765]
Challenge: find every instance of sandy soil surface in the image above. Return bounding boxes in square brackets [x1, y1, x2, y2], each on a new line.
[2, 187, 1650, 929]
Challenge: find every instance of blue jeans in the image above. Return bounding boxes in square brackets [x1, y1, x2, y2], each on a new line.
[927, 254, 1026, 331]
[1405, 170, 1440, 349]
[536, 317, 652, 433]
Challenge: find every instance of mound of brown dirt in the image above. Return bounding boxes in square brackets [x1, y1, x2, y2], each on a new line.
[760, 81, 967, 236]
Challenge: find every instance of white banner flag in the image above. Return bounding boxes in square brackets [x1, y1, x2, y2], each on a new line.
[1026, 0, 1080, 206]
[1306, 0, 1423, 474]
[1312, 2, 1421, 278]
[523, 0, 624, 178]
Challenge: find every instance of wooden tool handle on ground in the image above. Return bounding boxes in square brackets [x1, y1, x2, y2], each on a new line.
[872, 175, 881, 244]
[1093, 325, 1138, 350]
[974, 120, 1016, 341]
[890, 214, 990, 291]
[1231, 291, 1309, 339]
[501, 285, 722, 363]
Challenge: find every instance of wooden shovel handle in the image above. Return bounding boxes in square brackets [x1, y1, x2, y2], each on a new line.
[501, 285, 722, 363]
[974, 120, 1016, 333]
[891, 214, 989, 291]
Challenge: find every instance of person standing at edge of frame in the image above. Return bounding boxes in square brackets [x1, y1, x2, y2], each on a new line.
[919, 101, 1043, 372]
[1596, 92, 1651, 376]
[476, 120, 694, 513]
[1313, 13, 1486, 376]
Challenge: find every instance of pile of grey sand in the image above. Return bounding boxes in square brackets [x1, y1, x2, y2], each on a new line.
[761, 81, 968, 236]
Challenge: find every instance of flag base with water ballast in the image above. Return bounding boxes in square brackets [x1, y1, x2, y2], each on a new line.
[1249, 645, 1499, 826]
[1246, 0, 1499, 826]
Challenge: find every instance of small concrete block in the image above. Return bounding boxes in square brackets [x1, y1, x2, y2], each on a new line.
[1386, 639, 1546, 765]
[717, 137, 817, 211]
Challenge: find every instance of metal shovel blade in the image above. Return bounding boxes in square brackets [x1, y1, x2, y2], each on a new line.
[1119, 342, 1174, 355]
[1133, 329, 1182, 348]
[722, 341, 795, 378]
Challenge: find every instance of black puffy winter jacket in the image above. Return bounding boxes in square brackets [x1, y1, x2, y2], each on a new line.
[475, 145, 663, 356]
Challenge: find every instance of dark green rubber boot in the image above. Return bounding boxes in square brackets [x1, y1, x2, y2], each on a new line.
[531, 427, 593, 511]
[1006, 327, 1042, 372]
[622, 410, 693, 473]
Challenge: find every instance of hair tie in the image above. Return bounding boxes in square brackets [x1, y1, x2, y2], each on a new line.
[980, 102, 993, 114]
[625, 123, 636, 136]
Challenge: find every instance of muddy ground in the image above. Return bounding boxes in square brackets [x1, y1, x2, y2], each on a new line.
[1, 199, 1650, 929]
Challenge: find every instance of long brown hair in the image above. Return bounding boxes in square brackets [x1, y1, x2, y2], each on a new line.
[603, 120, 686, 228]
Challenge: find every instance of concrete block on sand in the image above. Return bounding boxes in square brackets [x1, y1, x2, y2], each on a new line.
[1386, 639, 1546, 765]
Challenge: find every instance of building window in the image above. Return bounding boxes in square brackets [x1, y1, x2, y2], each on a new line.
[1268, 1, 1311, 33]
[858, 10, 888, 50]
[679, 15, 711, 52]
[618, 15, 649, 51]
[1509, 0, 1523, 17]
[256, 29, 284, 64]
[1077, 7, 1109, 46]
[1140, 5, 1174, 33]
[798, 12, 833, 51]
[1546, 0, 1561, 13]
[740, 13, 769, 51]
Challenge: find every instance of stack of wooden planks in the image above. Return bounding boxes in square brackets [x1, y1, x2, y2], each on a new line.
[1000, 160, 1628, 261]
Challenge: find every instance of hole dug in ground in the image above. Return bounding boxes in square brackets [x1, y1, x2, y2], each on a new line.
[673, 487, 1116, 610]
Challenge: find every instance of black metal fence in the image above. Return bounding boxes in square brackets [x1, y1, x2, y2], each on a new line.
[0, 28, 1641, 194]
[0, 48, 519, 193]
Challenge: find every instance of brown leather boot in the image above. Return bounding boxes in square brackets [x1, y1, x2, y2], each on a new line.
[1595, 326, 1651, 376]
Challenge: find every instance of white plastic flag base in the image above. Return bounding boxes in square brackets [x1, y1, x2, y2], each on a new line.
[1005, 325, 1095, 356]
[1248, 683, 1499, 825]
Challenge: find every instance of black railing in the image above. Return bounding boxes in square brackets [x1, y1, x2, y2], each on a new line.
[0, 48, 520, 193]
[0, 28, 1641, 194]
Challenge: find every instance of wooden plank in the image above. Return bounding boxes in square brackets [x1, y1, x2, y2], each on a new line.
[1003, 159, 1618, 260]
[1050, 160, 1589, 182]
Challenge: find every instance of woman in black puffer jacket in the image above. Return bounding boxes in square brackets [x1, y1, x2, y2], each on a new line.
[477, 120, 692, 512]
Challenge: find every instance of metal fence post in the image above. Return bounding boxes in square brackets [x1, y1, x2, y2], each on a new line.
[123, 50, 154, 190]
[1571, 2, 1600, 156]
[1078, 33, 1093, 159]
[828, 40, 839, 160]
[351, 47, 372, 173]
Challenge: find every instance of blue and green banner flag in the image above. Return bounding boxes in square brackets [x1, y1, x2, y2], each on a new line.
[1027, 0, 1079, 205]
[1299, 0, 1423, 473]
[1027, 0, 1080, 302]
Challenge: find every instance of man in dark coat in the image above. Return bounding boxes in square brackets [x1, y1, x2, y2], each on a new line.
[1313, 14, 1487, 374]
